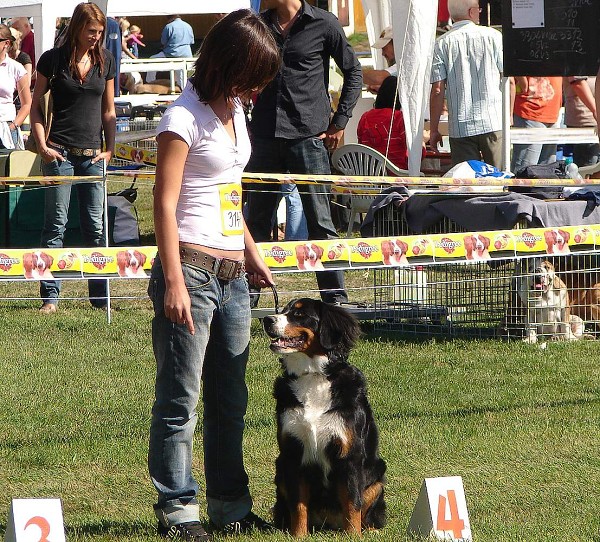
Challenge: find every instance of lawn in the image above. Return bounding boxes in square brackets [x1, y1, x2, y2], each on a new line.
[1, 299, 600, 542]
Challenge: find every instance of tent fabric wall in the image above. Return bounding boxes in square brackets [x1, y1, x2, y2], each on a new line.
[0, 0, 250, 58]
[361, 0, 437, 176]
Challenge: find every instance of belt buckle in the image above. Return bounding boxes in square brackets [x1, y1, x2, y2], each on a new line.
[215, 258, 235, 280]
[215, 258, 243, 280]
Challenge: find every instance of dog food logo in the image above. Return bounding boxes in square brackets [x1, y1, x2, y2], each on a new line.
[494, 233, 510, 250]
[518, 232, 541, 247]
[225, 189, 241, 207]
[437, 237, 461, 254]
[352, 242, 377, 259]
[412, 239, 429, 255]
[84, 251, 114, 270]
[0, 253, 18, 271]
[574, 228, 591, 243]
[328, 243, 344, 260]
[266, 246, 292, 264]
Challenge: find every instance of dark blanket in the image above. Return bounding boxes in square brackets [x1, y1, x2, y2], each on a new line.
[360, 191, 600, 236]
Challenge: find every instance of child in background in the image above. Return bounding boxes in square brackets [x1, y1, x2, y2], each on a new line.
[127, 25, 145, 58]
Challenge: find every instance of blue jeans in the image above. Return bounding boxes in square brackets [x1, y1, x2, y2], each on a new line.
[511, 114, 560, 174]
[280, 183, 308, 241]
[40, 148, 107, 307]
[148, 256, 253, 528]
[245, 136, 347, 303]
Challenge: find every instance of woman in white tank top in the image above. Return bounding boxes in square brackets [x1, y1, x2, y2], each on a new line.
[147, 10, 281, 540]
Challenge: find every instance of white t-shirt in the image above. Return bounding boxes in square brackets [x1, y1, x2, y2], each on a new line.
[157, 83, 251, 250]
[0, 56, 26, 121]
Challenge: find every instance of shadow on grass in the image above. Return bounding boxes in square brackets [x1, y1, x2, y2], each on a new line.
[381, 391, 600, 422]
[64, 519, 155, 537]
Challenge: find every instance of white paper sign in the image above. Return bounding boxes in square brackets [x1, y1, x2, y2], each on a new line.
[407, 476, 472, 541]
[4, 499, 66, 542]
[512, 0, 545, 29]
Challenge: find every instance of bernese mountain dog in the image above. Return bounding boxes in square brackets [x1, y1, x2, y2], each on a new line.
[262, 298, 386, 537]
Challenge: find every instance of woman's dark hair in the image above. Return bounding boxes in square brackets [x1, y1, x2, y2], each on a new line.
[64, 2, 106, 76]
[190, 9, 280, 106]
[374, 76, 401, 110]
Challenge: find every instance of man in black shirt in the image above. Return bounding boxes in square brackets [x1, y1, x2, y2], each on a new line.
[245, 0, 362, 305]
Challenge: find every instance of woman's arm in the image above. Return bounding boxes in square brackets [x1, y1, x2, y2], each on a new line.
[243, 215, 274, 290]
[29, 71, 61, 162]
[96, 77, 116, 164]
[14, 72, 31, 128]
[154, 131, 195, 334]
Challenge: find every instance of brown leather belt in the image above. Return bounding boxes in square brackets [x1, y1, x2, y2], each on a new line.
[48, 140, 100, 157]
[179, 246, 245, 281]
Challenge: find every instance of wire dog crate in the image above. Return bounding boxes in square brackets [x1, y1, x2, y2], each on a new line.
[372, 201, 600, 339]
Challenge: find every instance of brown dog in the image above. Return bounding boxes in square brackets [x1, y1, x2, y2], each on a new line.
[464, 233, 491, 261]
[22, 251, 54, 279]
[295, 243, 324, 270]
[544, 229, 570, 255]
[381, 239, 408, 266]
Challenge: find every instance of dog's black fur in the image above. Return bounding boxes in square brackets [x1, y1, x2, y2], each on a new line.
[262, 298, 386, 537]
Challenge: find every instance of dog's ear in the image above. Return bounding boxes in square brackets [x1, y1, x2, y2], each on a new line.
[116, 251, 128, 274]
[544, 230, 555, 247]
[482, 235, 490, 249]
[319, 302, 361, 358]
[314, 244, 324, 258]
[560, 230, 570, 242]
[399, 240, 408, 253]
[138, 251, 147, 266]
[43, 253, 53, 267]
[463, 235, 473, 253]
[22, 252, 33, 273]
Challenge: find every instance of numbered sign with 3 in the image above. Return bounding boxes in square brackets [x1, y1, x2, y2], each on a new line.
[5, 499, 66, 542]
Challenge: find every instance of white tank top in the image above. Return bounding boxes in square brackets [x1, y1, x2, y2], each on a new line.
[156, 84, 250, 250]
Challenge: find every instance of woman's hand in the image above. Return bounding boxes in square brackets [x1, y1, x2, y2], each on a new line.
[245, 257, 275, 289]
[163, 282, 195, 335]
[39, 146, 63, 164]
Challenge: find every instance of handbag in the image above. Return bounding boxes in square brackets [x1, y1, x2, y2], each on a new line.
[25, 49, 59, 154]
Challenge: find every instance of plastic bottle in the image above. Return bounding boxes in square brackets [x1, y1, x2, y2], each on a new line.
[566, 161, 583, 180]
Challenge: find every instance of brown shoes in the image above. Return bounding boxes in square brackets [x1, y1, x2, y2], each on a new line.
[39, 303, 57, 314]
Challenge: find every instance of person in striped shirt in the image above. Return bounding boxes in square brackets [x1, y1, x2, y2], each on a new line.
[429, 0, 503, 168]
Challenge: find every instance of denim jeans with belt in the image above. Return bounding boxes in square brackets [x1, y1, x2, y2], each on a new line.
[148, 256, 253, 528]
[511, 114, 560, 174]
[40, 147, 107, 307]
[245, 135, 347, 303]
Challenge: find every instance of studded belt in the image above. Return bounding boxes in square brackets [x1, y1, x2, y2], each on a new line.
[179, 246, 245, 281]
[48, 140, 100, 157]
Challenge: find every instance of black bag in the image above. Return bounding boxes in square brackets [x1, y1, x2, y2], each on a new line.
[509, 161, 566, 199]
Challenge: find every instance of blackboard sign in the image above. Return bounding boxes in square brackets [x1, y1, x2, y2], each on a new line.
[502, 0, 600, 76]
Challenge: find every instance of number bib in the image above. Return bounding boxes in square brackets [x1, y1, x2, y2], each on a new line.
[219, 183, 243, 236]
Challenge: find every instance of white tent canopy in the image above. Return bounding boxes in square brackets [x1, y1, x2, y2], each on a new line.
[0, 0, 250, 59]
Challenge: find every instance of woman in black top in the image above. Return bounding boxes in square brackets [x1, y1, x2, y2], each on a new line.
[30, 2, 116, 314]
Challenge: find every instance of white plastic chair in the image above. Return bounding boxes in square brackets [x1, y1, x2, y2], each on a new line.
[331, 143, 410, 236]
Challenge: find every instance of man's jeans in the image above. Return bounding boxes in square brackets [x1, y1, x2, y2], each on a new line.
[245, 136, 347, 303]
[148, 257, 253, 528]
[40, 149, 107, 307]
[511, 114, 560, 174]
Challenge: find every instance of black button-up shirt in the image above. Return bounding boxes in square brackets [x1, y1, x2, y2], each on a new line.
[250, 1, 362, 140]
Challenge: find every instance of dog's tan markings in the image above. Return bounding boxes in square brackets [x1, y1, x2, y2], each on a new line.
[291, 479, 310, 538]
[338, 428, 354, 458]
[361, 481, 384, 523]
[338, 483, 361, 534]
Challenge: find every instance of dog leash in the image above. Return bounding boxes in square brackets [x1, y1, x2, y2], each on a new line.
[270, 283, 280, 314]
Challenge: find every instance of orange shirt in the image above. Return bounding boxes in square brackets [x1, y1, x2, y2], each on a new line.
[513, 77, 563, 123]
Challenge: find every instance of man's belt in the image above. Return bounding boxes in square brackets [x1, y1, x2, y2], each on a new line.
[48, 141, 100, 157]
[180, 247, 245, 281]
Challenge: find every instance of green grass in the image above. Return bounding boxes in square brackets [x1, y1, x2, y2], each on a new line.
[1, 303, 600, 541]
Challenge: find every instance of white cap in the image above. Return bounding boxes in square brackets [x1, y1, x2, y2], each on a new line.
[372, 26, 393, 48]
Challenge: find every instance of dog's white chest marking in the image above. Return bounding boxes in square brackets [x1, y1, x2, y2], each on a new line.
[281, 367, 347, 479]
